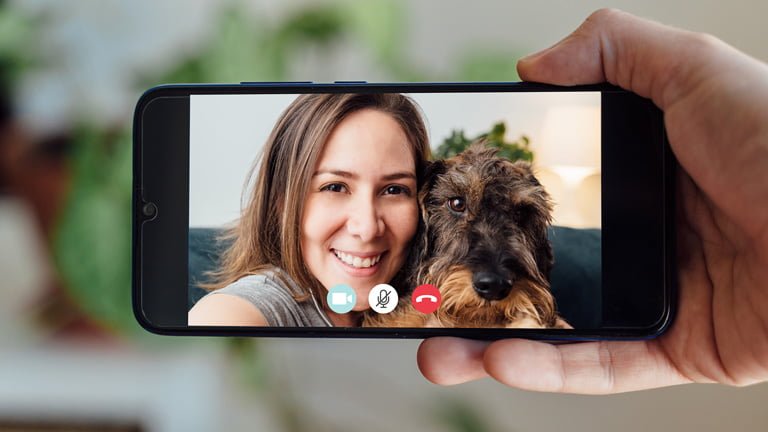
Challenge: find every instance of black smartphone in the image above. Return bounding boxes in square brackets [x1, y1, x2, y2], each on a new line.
[133, 82, 675, 340]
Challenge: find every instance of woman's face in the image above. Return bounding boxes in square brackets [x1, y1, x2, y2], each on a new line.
[301, 108, 419, 312]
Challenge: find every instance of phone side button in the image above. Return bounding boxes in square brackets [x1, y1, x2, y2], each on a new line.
[239, 81, 314, 85]
[333, 81, 367, 84]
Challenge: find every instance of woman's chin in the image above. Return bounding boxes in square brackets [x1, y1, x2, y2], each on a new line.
[352, 304, 371, 313]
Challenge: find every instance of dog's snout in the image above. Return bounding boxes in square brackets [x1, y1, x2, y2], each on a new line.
[472, 272, 512, 301]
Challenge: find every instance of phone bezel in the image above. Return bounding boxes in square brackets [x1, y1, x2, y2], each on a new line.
[133, 82, 676, 340]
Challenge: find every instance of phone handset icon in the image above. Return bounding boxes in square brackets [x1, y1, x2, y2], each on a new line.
[415, 294, 438, 303]
[411, 284, 441, 314]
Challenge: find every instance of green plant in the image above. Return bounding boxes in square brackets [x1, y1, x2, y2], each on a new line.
[53, 126, 136, 333]
[434, 121, 533, 162]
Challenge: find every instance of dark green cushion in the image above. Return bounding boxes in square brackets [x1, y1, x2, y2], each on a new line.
[547, 226, 601, 328]
[187, 228, 228, 311]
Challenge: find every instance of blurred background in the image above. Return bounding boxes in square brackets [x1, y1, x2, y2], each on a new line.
[1, 0, 766, 431]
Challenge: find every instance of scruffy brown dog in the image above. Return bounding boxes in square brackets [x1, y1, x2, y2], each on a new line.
[364, 143, 570, 329]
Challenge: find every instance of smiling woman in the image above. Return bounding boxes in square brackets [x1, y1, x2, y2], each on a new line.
[188, 94, 431, 327]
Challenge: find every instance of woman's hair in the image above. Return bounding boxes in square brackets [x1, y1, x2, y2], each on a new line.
[206, 93, 431, 302]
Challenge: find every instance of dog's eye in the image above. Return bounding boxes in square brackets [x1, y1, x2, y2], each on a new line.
[447, 197, 466, 213]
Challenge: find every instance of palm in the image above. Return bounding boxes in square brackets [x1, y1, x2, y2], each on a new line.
[650, 162, 768, 387]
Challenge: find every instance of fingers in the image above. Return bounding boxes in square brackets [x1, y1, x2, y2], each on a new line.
[517, 8, 717, 109]
[417, 337, 490, 385]
[418, 337, 693, 393]
[483, 339, 692, 394]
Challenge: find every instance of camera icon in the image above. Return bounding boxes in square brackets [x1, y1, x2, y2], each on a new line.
[327, 284, 356, 314]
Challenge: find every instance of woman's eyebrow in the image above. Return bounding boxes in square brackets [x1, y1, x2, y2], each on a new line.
[381, 171, 416, 181]
[313, 169, 358, 179]
[312, 169, 416, 181]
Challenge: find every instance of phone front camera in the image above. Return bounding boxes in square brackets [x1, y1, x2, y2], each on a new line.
[142, 202, 158, 219]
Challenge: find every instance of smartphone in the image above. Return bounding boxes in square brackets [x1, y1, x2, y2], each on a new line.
[133, 82, 675, 340]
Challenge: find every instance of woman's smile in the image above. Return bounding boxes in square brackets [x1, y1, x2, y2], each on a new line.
[331, 248, 385, 269]
[329, 248, 389, 279]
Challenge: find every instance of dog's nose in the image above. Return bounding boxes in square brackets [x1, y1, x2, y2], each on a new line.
[472, 272, 512, 301]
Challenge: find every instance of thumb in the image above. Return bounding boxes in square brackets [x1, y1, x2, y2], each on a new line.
[517, 8, 714, 110]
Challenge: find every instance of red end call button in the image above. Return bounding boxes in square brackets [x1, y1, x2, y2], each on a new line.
[411, 284, 441, 314]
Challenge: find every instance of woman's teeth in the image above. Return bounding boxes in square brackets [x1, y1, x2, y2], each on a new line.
[333, 250, 382, 268]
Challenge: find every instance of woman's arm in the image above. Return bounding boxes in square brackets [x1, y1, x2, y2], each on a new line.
[188, 293, 270, 326]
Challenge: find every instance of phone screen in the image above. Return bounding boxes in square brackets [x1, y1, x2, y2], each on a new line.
[187, 91, 604, 329]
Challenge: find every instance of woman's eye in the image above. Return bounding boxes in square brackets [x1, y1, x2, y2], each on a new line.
[321, 183, 347, 193]
[384, 185, 411, 196]
[447, 197, 466, 213]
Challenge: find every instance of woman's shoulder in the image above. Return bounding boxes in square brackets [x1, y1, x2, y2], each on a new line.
[217, 268, 298, 297]
[193, 268, 329, 327]
[188, 291, 269, 326]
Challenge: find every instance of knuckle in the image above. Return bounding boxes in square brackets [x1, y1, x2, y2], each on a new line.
[585, 8, 625, 26]
[577, 8, 627, 42]
[687, 31, 724, 52]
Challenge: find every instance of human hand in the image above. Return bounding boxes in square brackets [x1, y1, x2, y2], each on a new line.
[417, 9, 768, 394]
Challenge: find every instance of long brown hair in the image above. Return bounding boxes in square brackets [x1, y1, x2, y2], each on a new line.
[206, 93, 431, 303]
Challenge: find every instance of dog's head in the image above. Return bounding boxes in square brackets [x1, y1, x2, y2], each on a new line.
[412, 142, 556, 325]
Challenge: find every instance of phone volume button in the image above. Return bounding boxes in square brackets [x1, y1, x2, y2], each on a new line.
[239, 81, 314, 85]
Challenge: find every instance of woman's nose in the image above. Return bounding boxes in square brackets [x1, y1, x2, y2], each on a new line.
[345, 197, 385, 242]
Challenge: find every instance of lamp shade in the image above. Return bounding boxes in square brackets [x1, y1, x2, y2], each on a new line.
[536, 106, 600, 170]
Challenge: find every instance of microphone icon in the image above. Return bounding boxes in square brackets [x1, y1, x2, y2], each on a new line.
[376, 289, 390, 308]
[368, 284, 398, 313]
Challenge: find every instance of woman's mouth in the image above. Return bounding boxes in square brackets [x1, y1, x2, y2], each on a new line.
[332, 249, 383, 269]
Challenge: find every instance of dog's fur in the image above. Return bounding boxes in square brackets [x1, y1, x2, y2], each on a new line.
[364, 143, 570, 328]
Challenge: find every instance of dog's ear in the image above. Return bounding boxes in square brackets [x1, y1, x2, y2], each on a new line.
[509, 161, 554, 280]
[417, 159, 446, 203]
[509, 160, 541, 187]
[509, 160, 553, 218]
[535, 234, 554, 281]
[405, 159, 447, 284]
[420, 159, 446, 186]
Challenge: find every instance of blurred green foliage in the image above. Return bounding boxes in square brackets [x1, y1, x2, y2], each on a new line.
[53, 127, 135, 332]
[457, 52, 521, 83]
[435, 398, 500, 432]
[0, 4, 36, 86]
[434, 121, 533, 162]
[151, 6, 347, 84]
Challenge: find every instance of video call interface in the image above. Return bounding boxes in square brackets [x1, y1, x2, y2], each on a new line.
[188, 92, 602, 329]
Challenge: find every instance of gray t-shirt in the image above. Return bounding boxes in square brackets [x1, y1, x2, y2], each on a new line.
[208, 269, 332, 327]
